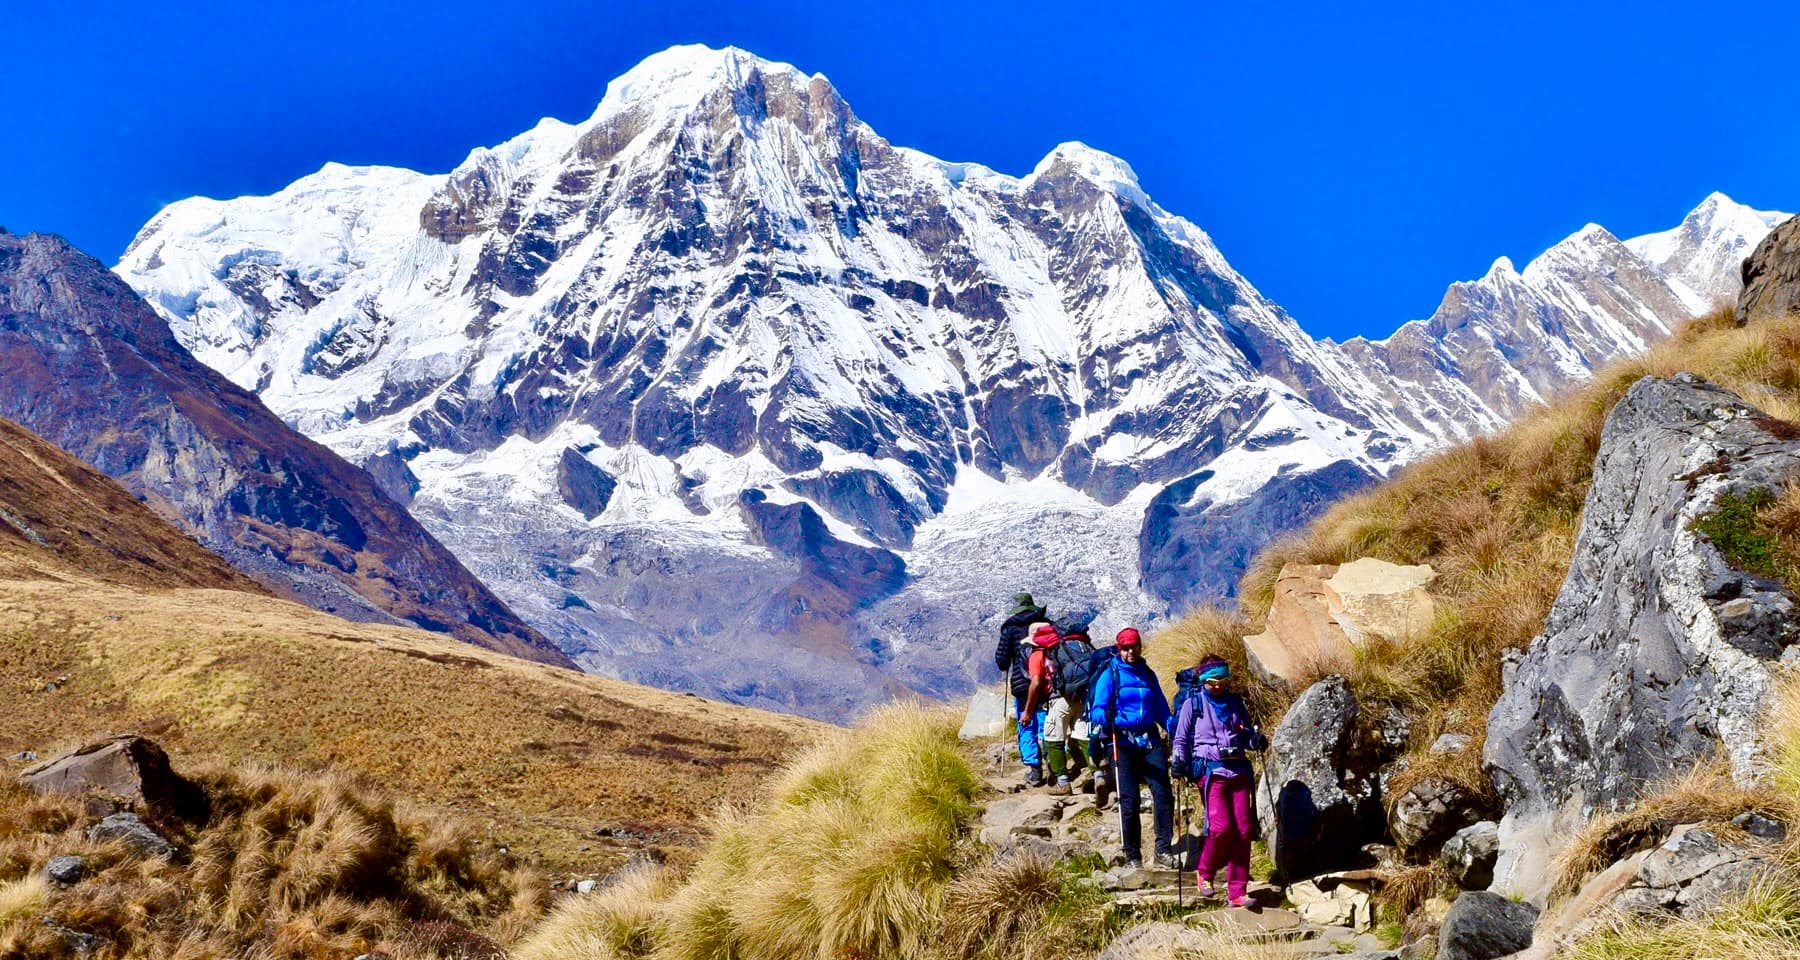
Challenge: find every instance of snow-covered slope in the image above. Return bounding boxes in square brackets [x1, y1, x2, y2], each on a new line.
[117, 45, 1790, 719]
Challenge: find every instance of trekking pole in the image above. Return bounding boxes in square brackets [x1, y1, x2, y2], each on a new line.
[1175, 778, 1185, 910]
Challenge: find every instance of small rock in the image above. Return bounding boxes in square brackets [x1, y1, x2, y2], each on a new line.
[1209, 905, 1305, 937]
[1438, 891, 1537, 960]
[1095, 921, 1209, 960]
[11, 750, 38, 762]
[45, 855, 87, 884]
[41, 918, 105, 957]
[1441, 821, 1499, 890]
[1732, 811, 1787, 841]
[1429, 733, 1472, 755]
[575, 879, 598, 894]
[1390, 777, 1485, 855]
[87, 812, 176, 860]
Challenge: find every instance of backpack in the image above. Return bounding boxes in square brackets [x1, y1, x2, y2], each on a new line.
[1047, 631, 1100, 701]
[1171, 666, 1205, 727]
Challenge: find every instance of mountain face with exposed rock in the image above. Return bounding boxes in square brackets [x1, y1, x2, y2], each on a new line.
[114, 45, 1787, 718]
[0, 229, 570, 667]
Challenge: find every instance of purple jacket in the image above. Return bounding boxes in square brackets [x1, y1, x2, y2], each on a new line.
[1171, 690, 1254, 777]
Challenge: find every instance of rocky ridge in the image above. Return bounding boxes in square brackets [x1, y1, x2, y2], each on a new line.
[115, 44, 1789, 717]
[0, 229, 570, 666]
[0, 415, 257, 590]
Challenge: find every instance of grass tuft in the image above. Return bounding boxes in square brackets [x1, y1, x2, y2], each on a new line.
[511, 863, 674, 960]
[511, 701, 983, 960]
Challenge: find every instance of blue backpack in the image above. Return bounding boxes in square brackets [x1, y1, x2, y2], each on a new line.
[1170, 666, 1205, 726]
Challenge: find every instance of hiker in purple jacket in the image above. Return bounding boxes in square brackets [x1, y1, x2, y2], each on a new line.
[1170, 655, 1267, 907]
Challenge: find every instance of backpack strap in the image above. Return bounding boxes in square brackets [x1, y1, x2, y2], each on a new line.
[1105, 657, 1123, 730]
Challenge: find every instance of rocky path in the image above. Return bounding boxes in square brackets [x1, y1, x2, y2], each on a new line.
[978, 774, 1401, 959]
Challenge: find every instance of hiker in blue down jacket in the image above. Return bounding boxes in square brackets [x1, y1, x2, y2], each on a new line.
[1087, 627, 1176, 869]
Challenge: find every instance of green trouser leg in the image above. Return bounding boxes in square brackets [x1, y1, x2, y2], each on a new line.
[1069, 737, 1089, 776]
[1044, 739, 1069, 779]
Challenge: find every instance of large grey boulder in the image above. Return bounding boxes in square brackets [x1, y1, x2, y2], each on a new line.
[1257, 675, 1387, 879]
[1439, 891, 1537, 960]
[1485, 375, 1800, 900]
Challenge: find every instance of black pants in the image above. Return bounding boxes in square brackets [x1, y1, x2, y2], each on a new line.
[1112, 734, 1174, 861]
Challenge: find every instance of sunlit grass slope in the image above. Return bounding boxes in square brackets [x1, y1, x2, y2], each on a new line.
[0, 579, 820, 875]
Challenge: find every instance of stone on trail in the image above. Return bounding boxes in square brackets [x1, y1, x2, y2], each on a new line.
[44, 855, 87, 885]
[87, 812, 176, 861]
[1206, 904, 1306, 938]
[1324, 557, 1437, 647]
[1389, 776, 1486, 855]
[1244, 564, 1353, 684]
[1288, 874, 1376, 930]
[1609, 826, 1776, 920]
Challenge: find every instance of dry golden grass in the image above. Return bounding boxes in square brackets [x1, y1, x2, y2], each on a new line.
[939, 849, 1064, 960]
[0, 765, 536, 960]
[0, 579, 821, 877]
[1567, 881, 1800, 960]
[0, 874, 48, 926]
[511, 863, 674, 960]
[1154, 304, 1800, 809]
[1552, 763, 1783, 898]
[511, 701, 1002, 960]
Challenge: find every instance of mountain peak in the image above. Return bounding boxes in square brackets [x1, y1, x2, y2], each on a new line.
[585, 44, 822, 124]
[1031, 141, 1151, 207]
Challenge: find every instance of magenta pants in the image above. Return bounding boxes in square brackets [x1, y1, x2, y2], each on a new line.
[1196, 772, 1256, 898]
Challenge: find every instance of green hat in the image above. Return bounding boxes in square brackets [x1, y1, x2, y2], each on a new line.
[1013, 592, 1035, 607]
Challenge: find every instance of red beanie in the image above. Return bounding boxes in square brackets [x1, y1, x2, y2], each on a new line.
[1116, 627, 1141, 647]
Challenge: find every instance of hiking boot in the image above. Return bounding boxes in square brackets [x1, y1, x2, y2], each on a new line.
[1048, 776, 1072, 796]
[1093, 773, 1112, 808]
[1195, 879, 1221, 898]
[1022, 765, 1046, 788]
[1153, 851, 1182, 871]
[1226, 895, 1251, 909]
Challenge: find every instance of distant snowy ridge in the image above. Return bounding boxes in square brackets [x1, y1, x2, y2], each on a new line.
[117, 44, 1790, 719]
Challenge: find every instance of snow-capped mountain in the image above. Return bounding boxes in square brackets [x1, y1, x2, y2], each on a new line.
[116, 45, 1789, 719]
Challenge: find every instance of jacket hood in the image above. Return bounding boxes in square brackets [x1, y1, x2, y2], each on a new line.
[1029, 623, 1061, 647]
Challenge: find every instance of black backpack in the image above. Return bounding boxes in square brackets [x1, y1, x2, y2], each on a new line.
[1048, 631, 1100, 701]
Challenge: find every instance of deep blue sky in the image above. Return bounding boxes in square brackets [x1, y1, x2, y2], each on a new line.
[5, 1, 1797, 341]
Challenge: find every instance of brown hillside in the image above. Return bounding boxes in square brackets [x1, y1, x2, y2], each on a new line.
[0, 580, 822, 876]
[0, 229, 569, 667]
[0, 416, 259, 590]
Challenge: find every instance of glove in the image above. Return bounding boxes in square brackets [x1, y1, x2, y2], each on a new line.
[1248, 730, 1270, 752]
